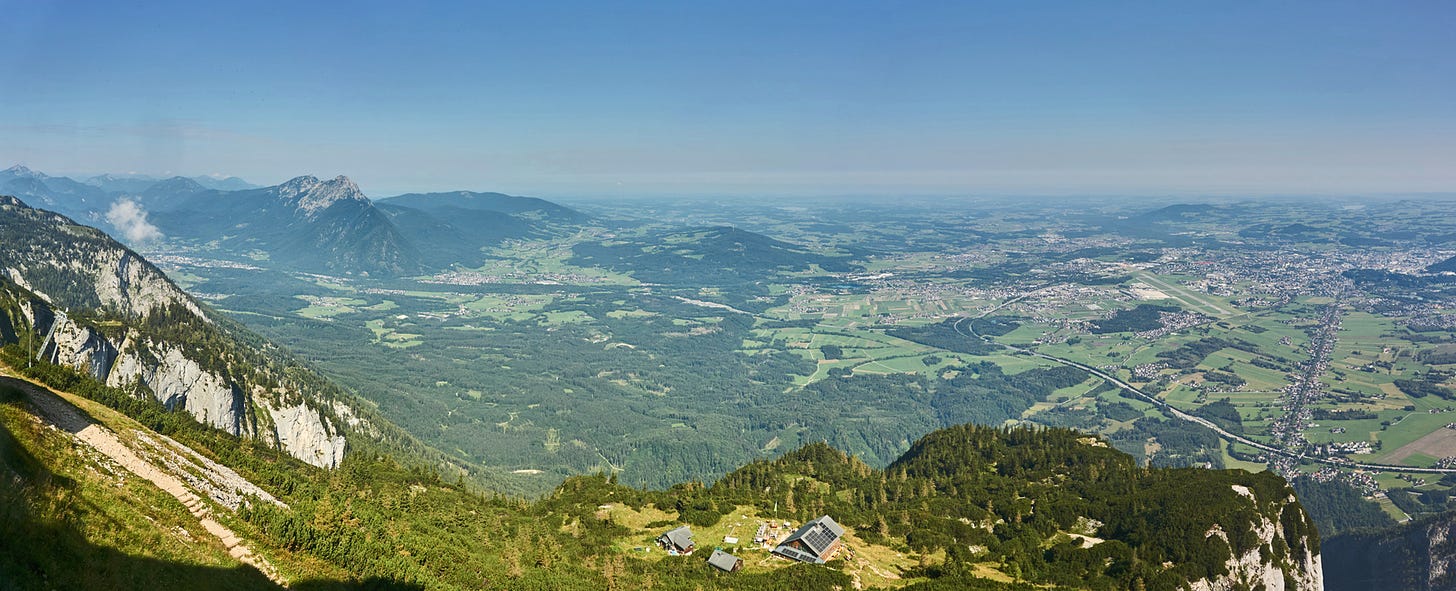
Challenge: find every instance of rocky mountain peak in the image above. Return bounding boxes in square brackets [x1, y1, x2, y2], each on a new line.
[4, 164, 42, 178]
[277, 174, 367, 216]
[278, 174, 321, 194]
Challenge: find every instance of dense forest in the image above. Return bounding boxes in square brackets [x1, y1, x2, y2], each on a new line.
[1089, 304, 1180, 334]
[569, 226, 859, 286]
[1290, 478, 1395, 538]
[887, 319, 1006, 355]
[706, 425, 1316, 591]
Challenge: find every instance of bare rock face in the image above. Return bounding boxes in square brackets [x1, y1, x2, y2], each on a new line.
[107, 337, 247, 437]
[90, 248, 208, 320]
[1189, 485, 1324, 591]
[331, 399, 376, 437]
[38, 313, 118, 381]
[99, 333, 346, 468]
[30, 304, 349, 468]
[276, 175, 368, 219]
[1, 196, 352, 469]
[261, 400, 347, 469]
[73, 318, 346, 465]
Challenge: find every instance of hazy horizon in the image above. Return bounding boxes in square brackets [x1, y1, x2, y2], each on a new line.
[3, 1, 1452, 198]
[14, 161, 1456, 203]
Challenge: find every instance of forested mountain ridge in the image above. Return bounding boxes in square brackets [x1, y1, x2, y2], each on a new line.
[374, 190, 587, 268]
[694, 425, 1323, 591]
[1427, 254, 1456, 274]
[151, 175, 425, 276]
[378, 190, 585, 222]
[0, 194, 355, 466]
[570, 225, 861, 285]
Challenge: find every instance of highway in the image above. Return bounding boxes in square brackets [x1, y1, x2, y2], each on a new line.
[950, 314, 1456, 475]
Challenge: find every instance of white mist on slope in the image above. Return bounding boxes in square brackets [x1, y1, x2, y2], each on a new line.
[105, 198, 162, 244]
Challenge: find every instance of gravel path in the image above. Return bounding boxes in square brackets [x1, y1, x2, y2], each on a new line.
[1, 371, 287, 587]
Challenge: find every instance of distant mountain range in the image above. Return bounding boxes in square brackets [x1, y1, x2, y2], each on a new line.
[0, 165, 586, 276]
[0, 166, 262, 219]
[375, 191, 587, 269]
[0, 165, 113, 221]
[85, 172, 259, 193]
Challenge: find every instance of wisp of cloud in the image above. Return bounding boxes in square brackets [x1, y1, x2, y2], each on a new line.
[105, 198, 163, 244]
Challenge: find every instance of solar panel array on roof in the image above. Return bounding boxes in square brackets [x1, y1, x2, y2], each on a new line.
[773, 515, 843, 563]
[799, 528, 826, 553]
[773, 545, 824, 564]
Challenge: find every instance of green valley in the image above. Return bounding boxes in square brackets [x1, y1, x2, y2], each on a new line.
[148, 197, 1456, 526]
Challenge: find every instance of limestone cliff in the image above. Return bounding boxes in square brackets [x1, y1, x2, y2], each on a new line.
[261, 400, 347, 469]
[0, 194, 354, 468]
[1190, 484, 1324, 591]
[8, 280, 349, 468]
[36, 311, 117, 382]
[106, 334, 247, 435]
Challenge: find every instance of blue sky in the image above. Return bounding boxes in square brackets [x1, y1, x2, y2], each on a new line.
[1, 1, 1451, 197]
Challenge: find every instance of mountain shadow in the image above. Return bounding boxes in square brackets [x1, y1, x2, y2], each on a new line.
[0, 385, 419, 591]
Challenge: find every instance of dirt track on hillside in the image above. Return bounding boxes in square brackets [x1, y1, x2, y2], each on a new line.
[0, 370, 287, 587]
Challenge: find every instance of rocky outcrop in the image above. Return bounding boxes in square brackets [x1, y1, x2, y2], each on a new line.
[90, 247, 209, 320]
[107, 337, 247, 437]
[331, 399, 376, 437]
[261, 400, 347, 470]
[2, 198, 204, 318]
[37, 312, 117, 381]
[9, 298, 346, 468]
[1189, 485, 1323, 591]
[0, 196, 352, 468]
[276, 175, 370, 218]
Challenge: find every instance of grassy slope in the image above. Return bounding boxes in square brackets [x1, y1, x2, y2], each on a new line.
[0, 384, 279, 590]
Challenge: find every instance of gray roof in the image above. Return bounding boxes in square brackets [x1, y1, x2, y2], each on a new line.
[707, 549, 742, 572]
[777, 515, 844, 559]
[773, 544, 825, 564]
[658, 525, 694, 550]
[816, 515, 845, 537]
